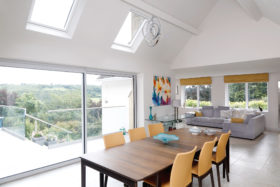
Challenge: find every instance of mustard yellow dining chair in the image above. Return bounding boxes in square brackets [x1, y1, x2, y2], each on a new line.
[103, 131, 125, 149]
[103, 132, 126, 187]
[192, 137, 217, 187]
[128, 127, 147, 142]
[148, 123, 164, 137]
[144, 146, 197, 187]
[212, 131, 231, 187]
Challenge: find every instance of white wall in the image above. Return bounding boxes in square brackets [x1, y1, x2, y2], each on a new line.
[211, 76, 225, 106]
[175, 73, 280, 131]
[140, 70, 175, 128]
[266, 73, 280, 131]
[101, 78, 132, 134]
[171, 0, 280, 69]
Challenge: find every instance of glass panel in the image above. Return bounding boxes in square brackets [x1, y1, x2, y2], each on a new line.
[87, 75, 133, 153]
[114, 12, 145, 47]
[185, 85, 197, 107]
[0, 67, 82, 178]
[228, 83, 246, 108]
[248, 82, 268, 110]
[30, 0, 75, 30]
[199, 85, 211, 106]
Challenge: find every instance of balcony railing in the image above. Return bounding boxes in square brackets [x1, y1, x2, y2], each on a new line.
[0, 105, 128, 148]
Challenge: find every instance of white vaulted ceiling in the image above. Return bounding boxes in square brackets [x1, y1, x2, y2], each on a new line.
[0, 0, 218, 70]
[255, 0, 280, 26]
[142, 0, 218, 27]
[1, 0, 280, 71]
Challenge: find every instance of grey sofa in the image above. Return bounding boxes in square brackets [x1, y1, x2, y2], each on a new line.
[189, 106, 265, 139]
[190, 106, 230, 128]
[223, 114, 265, 139]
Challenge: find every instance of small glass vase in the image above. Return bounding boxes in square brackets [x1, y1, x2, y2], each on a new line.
[149, 106, 153, 120]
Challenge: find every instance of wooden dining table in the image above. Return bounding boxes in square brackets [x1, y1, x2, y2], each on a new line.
[81, 128, 230, 187]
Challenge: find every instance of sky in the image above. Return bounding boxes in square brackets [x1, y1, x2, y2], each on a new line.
[0, 67, 101, 85]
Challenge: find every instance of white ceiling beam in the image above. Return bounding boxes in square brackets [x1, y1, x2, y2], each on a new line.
[236, 0, 262, 21]
[121, 0, 198, 35]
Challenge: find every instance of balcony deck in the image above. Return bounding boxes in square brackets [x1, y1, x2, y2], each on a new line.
[0, 129, 106, 179]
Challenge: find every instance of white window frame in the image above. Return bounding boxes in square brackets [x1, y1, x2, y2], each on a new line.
[26, 0, 86, 39]
[226, 82, 268, 111]
[182, 85, 212, 108]
[111, 11, 147, 53]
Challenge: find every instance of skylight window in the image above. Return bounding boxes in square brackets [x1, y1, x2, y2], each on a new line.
[29, 0, 75, 30]
[26, 0, 84, 38]
[112, 12, 146, 53]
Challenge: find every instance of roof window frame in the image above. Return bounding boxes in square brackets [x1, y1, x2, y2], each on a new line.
[111, 10, 148, 53]
[26, 0, 85, 39]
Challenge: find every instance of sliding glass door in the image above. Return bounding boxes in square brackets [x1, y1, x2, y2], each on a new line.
[0, 66, 83, 178]
[86, 74, 134, 153]
[0, 65, 135, 180]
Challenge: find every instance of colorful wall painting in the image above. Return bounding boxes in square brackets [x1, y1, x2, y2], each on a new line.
[152, 76, 171, 106]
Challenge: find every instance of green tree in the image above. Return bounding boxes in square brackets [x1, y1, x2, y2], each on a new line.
[15, 93, 44, 115]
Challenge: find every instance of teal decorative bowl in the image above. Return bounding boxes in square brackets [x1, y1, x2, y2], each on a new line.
[153, 133, 179, 144]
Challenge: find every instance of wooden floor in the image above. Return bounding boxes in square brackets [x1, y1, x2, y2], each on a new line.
[2, 131, 280, 187]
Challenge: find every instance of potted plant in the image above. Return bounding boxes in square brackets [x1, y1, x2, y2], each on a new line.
[44, 134, 57, 146]
[32, 132, 45, 146]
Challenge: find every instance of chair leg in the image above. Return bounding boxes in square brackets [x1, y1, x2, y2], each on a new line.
[210, 169, 215, 187]
[223, 161, 225, 178]
[198, 178, 202, 187]
[225, 159, 230, 182]
[104, 175, 108, 187]
[216, 164, 221, 187]
[142, 182, 148, 187]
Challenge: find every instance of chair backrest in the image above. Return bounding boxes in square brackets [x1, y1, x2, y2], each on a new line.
[128, 127, 147, 142]
[216, 130, 231, 162]
[170, 146, 197, 187]
[148, 123, 164, 137]
[198, 137, 217, 176]
[103, 132, 125, 149]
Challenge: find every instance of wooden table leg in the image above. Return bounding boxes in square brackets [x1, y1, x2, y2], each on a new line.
[226, 138, 230, 173]
[100, 173, 104, 187]
[129, 182, 137, 187]
[81, 161, 86, 187]
[156, 173, 161, 187]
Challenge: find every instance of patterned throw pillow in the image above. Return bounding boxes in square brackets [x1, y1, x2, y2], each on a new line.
[220, 110, 232, 119]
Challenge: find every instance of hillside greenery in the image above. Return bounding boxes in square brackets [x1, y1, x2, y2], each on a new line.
[0, 84, 102, 144]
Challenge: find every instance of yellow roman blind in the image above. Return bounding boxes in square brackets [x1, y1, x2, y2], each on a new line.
[224, 73, 269, 83]
[180, 77, 212, 85]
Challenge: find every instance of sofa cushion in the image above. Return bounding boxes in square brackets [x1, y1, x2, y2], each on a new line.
[218, 106, 230, 110]
[194, 117, 224, 124]
[202, 106, 214, 110]
[213, 109, 221, 118]
[202, 106, 214, 117]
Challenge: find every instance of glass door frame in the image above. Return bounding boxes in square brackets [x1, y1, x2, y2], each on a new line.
[0, 58, 137, 184]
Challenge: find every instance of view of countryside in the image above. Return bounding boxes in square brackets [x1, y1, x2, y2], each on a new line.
[0, 67, 132, 178]
[0, 83, 101, 146]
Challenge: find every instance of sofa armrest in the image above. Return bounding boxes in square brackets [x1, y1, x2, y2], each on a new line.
[248, 114, 265, 136]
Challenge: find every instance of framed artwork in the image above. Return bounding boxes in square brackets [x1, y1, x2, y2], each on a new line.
[152, 76, 171, 106]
